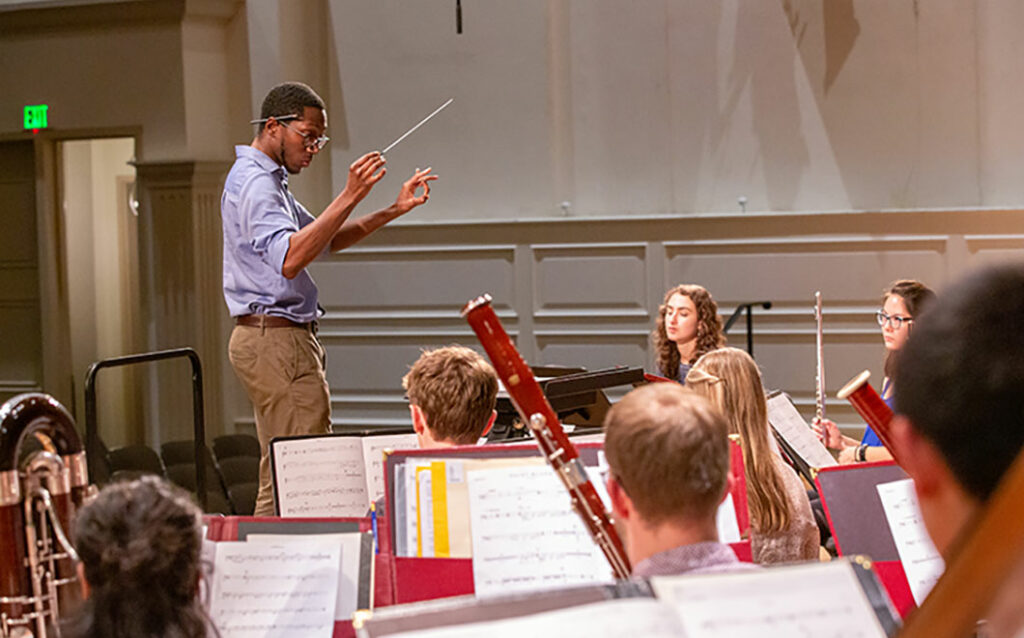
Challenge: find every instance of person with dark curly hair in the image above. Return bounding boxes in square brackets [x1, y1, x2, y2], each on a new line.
[64, 476, 212, 638]
[651, 284, 726, 383]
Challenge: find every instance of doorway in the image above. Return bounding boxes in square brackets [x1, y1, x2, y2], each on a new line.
[59, 137, 141, 447]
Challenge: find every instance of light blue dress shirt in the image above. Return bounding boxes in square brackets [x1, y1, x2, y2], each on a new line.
[221, 145, 324, 323]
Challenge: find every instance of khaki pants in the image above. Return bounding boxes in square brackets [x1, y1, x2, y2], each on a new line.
[228, 323, 331, 516]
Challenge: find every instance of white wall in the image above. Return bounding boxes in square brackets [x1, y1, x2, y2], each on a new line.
[264, 0, 1024, 221]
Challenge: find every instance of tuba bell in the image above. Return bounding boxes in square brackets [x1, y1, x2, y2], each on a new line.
[0, 393, 92, 638]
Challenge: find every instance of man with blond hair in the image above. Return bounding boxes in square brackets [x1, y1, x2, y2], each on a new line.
[604, 382, 754, 576]
[402, 345, 498, 448]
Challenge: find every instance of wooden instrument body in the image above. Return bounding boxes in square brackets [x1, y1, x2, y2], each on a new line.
[462, 295, 631, 579]
[837, 371, 902, 465]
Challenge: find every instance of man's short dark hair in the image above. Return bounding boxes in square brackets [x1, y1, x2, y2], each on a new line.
[895, 262, 1024, 501]
[258, 82, 326, 132]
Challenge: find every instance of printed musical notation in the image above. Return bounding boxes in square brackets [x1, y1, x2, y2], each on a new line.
[363, 433, 418, 503]
[209, 542, 340, 638]
[467, 464, 611, 598]
[651, 560, 889, 638]
[876, 479, 945, 605]
[273, 433, 418, 517]
[247, 532, 365, 622]
[766, 393, 838, 469]
[273, 437, 368, 517]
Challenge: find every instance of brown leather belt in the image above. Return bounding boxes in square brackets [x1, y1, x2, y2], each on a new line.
[235, 314, 311, 329]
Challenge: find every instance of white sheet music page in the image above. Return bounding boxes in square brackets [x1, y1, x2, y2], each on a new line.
[361, 433, 418, 503]
[417, 468, 435, 557]
[467, 463, 612, 598]
[650, 560, 888, 638]
[273, 436, 368, 516]
[209, 541, 340, 638]
[716, 493, 741, 544]
[245, 533, 364, 622]
[766, 393, 838, 469]
[877, 478, 945, 605]
[379, 598, 683, 638]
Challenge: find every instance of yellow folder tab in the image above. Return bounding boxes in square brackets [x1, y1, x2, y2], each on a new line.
[431, 461, 450, 557]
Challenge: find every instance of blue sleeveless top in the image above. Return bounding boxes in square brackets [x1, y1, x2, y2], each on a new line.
[861, 377, 893, 447]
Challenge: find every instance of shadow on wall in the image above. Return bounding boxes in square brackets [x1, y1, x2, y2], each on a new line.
[714, 2, 811, 211]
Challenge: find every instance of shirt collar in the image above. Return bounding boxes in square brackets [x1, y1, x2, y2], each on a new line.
[632, 541, 739, 578]
[235, 145, 286, 182]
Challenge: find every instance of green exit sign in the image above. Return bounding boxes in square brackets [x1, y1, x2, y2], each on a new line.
[24, 104, 49, 130]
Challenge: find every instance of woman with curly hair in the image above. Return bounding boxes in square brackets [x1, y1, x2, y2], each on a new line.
[64, 475, 213, 638]
[652, 284, 726, 383]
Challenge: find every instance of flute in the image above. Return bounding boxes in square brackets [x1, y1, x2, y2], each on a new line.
[461, 294, 632, 579]
[814, 291, 826, 424]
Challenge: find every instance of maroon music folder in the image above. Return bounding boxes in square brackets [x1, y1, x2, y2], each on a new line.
[814, 461, 916, 617]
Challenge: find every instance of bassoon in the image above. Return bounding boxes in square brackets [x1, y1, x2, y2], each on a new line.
[836, 370, 903, 466]
[462, 294, 632, 579]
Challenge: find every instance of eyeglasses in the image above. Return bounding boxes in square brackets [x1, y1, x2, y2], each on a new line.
[250, 114, 330, 151]
[876, 310, 913, 329]
[280, 121, 330, 151]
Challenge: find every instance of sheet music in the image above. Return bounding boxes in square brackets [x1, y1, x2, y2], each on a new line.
[417, 468, 435, 557]
[273, 436, 368, 516]
[401, 462, 424, 557]
[466, 463, 612, 598]
[246, 532, 364, 621]
[650, 560, 888, 638]
[766, 393, 838, 469]
[361, 433, 418, 504]
[876, 478, 945, 605]
[716, 493, 741, 543]
[379, 598, 684, 638]
[208, 541, 340, 638]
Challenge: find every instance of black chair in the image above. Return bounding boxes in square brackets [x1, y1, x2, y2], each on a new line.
[217, 456, 259, 487]
[164, 461, 234, 515]
[160, 440, 218, 467]
[212, 434, 260, 460]
[226, 482, 257, 516]
[215, 456, 259, 516]
[107, 444, 165, 477]
[88, 436, 113, 485]
[163, 458, 220, 491]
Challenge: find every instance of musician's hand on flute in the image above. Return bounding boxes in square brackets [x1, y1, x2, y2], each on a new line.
[392, 167, 437, 215]
[811, 416, 843, 450]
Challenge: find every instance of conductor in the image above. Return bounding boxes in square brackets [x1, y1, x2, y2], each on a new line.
[222, 81, 437, 516]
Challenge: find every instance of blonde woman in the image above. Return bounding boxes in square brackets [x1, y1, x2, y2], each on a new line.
[686, 347, 818, 564]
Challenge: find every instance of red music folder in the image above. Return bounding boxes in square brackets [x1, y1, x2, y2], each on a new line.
[814, 461, 916, 617]
[379, 440, 755, 606]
